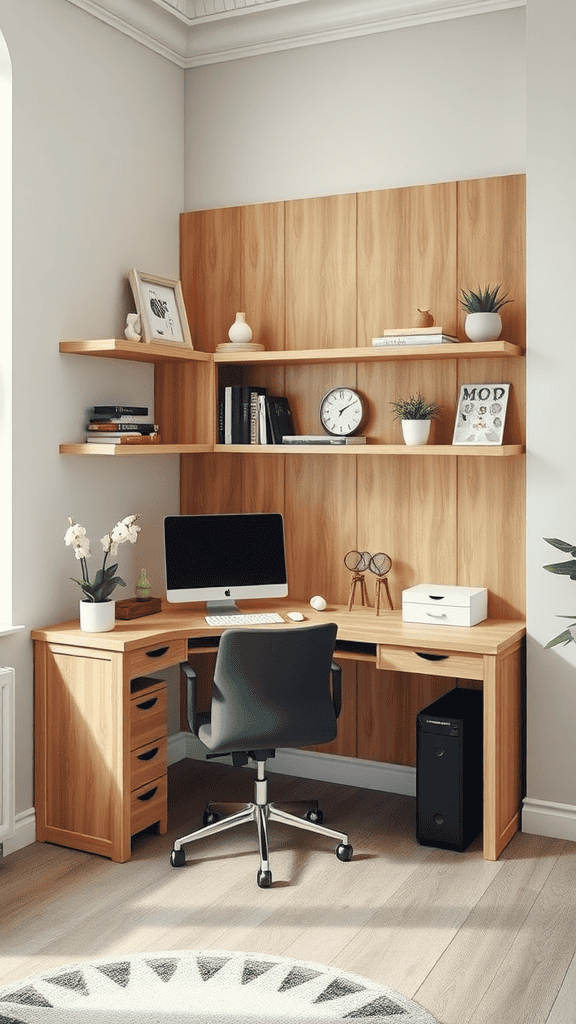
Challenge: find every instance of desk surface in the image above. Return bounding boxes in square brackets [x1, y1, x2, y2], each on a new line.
[32, 599, 525, 657]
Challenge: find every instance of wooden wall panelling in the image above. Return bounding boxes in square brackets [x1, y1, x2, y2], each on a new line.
[180, 207, 242, 353]
[180, 453, 244, 515]
[356, 663, 456, 766]
[285, 194, 357, 351]
[456, 174, 526, 618]
[241, 202, 285, 352]
[356, 455, 458, 610]
[155, 360, 215, 445]
[357, 182, 458, 345]
[358, 358, 457, 445]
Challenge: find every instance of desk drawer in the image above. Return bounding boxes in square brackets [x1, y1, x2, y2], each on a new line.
[130, 775, 167, 835]
[130, 685, 167, 748]
[131, 737, 167, 791]
[377, 644, 483, 680]
[126, 639, 187, 679]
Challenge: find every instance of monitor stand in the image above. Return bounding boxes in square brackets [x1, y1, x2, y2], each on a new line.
[206, 599, 240, 616]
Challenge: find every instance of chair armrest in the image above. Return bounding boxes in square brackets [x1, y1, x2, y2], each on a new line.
[181, 661, 198, 735]
[331, 660, 342, 719]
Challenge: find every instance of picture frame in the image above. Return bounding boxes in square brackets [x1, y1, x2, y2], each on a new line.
[452, 383, 510, 445]
[129, 270, 193, 349]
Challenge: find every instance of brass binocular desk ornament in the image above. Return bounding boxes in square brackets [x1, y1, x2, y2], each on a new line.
[344, 550, 393, 613]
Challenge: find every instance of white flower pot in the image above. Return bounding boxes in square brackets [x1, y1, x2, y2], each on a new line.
[464, 312, 502, 342]
[80, 599, 115, 632]
[401, 419, 431, 446]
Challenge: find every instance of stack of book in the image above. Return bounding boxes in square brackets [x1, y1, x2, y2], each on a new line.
[86, 405, 160, 444]
[218, 386, 294, 444]
[371, 327, 458, 347]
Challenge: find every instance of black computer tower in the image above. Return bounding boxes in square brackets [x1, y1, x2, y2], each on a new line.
[416, 687, 483, 852]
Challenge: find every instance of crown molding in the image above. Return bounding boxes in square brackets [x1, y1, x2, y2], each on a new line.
[65, 0, 526, 68]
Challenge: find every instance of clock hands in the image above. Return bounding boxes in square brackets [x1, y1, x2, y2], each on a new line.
[338, 402, 356, 416]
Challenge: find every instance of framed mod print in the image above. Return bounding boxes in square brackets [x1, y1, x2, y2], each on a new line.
[452, 383, 510, 445]
[129, 270, 193, 349]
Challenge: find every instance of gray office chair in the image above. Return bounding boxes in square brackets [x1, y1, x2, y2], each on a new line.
[169, 622, 353, 887]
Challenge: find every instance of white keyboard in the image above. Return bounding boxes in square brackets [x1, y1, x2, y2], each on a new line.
[205, 612, 285, 627]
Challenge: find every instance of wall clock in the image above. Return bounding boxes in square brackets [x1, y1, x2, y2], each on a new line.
[319, 387, 366, 436]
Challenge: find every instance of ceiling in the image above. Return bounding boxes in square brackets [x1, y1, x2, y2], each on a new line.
[65, 0, 524, 67]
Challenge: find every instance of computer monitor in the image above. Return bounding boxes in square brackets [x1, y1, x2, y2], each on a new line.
[164, 512, 288, 614]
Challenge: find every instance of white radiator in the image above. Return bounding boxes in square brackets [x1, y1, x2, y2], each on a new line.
[0, 667, 15, 843]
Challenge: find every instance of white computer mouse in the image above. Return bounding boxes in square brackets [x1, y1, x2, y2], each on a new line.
[287, 611, 305, 621]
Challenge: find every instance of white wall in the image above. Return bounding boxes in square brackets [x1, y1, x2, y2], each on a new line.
[522, 0, 576, 838]
[0, 0, 184, 832]
[184, 9, 525, 210]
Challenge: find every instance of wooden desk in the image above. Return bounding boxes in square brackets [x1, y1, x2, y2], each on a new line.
[32, 602, 525, 864]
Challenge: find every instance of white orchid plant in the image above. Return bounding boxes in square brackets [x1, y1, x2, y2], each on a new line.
[65, 515, 141, 602]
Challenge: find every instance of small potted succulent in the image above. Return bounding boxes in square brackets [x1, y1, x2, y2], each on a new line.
[459, 284, 512, 342]
[390, 393, 441, 446]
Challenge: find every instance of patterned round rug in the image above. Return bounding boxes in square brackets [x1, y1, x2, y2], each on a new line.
[0, 949, 440, 1023]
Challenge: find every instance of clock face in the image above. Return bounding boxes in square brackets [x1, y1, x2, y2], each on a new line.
[320, 387, 366, 436]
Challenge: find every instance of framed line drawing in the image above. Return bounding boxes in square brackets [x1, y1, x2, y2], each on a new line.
[452, 383, 510, 445]
[129, 270, 193, 349]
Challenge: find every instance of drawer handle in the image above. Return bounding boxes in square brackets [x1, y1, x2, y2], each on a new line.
[426, 611, 447, 619]
[137, 786, 158, 802]
[137, 747, 159, 761]
[146, 646, 169, 659]
[416, 651, 449, 661]
[136, 697, 158, 710]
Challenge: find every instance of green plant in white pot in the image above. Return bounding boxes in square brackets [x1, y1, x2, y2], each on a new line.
[459, 284, 512, 342]
[542, 537, 576, 648]
[65, 514, 140, 632]
[390, 393, 441, 446]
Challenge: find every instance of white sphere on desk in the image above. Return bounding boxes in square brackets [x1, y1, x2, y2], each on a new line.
[310, 595, 327, 611]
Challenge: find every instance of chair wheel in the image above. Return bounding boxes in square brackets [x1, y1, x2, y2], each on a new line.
[203, 809, 220, 827]
[170, 848, 185, 867]
[257, 869, 272, 888]
[336, 843, 353, 862]
[306, 808, 324, 824]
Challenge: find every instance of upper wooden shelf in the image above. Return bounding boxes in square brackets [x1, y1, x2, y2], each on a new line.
[60, 339, 211, 364]
[213, 340, 523, 365]
[214, 443, 524, 457]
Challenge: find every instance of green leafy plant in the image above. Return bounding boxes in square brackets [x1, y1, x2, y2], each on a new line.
[65, 515, 140, 602]
[390, 393, 441, 421]
[542, 537, 576, 648]
[459, 284, 512, 314]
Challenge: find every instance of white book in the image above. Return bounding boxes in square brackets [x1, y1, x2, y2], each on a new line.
[282, 435, 367, 445]
[258, 394, 268, 444]
[372, 333, 458, 347]
[224, 385, 232, 445]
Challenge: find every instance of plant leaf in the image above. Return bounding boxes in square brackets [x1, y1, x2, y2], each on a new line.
[543, 560, 576, 575]
[545, 629, 575, 648]
[543, 537, 576, 553]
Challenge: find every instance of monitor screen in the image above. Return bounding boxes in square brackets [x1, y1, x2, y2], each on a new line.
[164, 513, 288, 611]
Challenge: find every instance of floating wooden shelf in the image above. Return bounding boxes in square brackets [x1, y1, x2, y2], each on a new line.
[214, 340, 523, 365]
[60, 339, 211, 364]
[59, 443, 213, 456]
[214, 443, 524, 457]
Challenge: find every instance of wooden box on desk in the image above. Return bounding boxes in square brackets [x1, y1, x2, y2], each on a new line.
[115, 597, 162, 619]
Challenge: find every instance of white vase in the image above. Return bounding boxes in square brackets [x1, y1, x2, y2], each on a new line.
[401, 419, 431, 446]
[464, 312, 502, 342]
[228, 312, 253, 344]
[80, 599, 115, 632]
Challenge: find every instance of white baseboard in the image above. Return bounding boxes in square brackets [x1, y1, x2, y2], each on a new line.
[2, 807, 36, 856]
[169, 731, 416, 797]
[522, 797, 576, 843]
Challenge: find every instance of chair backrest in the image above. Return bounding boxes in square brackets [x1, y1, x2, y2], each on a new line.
[200, 622, 339, 755]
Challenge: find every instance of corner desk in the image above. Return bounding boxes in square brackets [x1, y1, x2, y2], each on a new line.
[32, 602, 525, 864]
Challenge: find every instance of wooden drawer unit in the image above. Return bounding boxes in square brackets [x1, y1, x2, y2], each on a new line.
[376, 644, 484, 680]
[130, 737, 167, 791]
[126, 638, 187, 680]
[130, 775, 168, 836]
[130, 677, 168, 839]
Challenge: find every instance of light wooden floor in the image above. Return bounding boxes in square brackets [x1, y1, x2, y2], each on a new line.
[2, 759, 576, 1024]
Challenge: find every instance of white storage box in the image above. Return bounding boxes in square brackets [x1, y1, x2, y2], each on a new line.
[402, 584, 488, 627]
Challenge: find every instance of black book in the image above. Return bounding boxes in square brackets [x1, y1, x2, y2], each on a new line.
[92, 405, 148, 416]
[231, 385, 243, 444]
[266, 395, 295, 444]
[249, 386, 267, 443]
